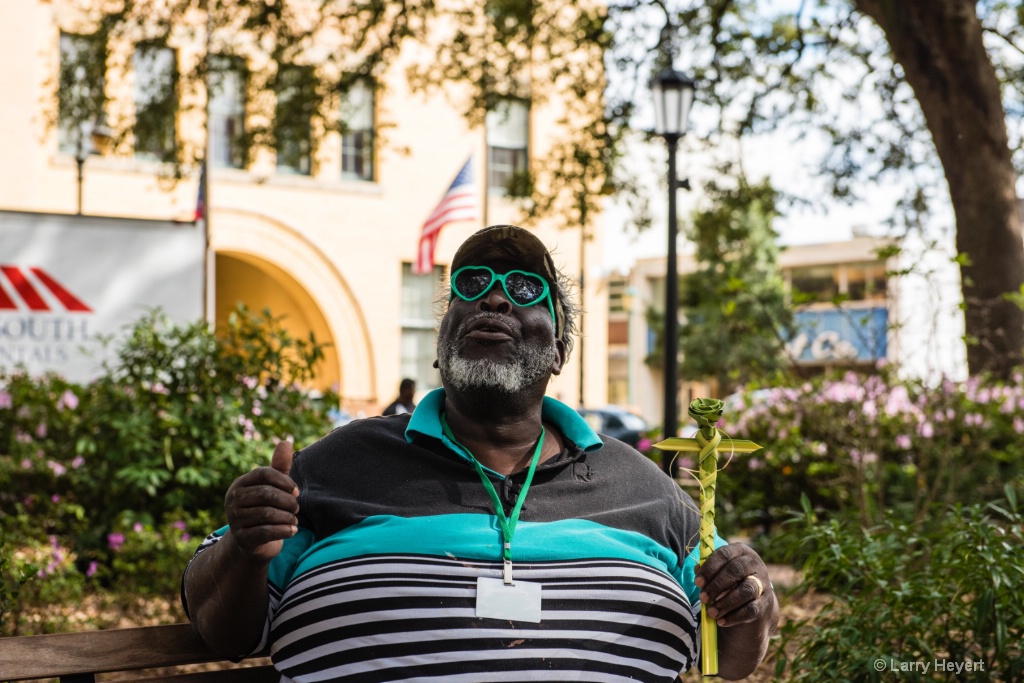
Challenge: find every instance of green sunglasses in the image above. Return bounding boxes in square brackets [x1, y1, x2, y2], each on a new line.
[450, 265, 556, 326]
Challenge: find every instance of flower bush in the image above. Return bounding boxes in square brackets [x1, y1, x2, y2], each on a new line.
[0, 306, 338, 633]
[715, 368, 1024, 537]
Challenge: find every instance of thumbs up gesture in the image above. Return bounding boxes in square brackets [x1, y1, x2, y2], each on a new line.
[224, 440, 301, 563]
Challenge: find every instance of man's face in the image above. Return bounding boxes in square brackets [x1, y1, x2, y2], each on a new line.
[437, 260, 564, 396]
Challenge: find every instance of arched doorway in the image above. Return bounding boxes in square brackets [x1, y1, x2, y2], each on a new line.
[215, 252, 339, 390]
[209, 209, 377, 410]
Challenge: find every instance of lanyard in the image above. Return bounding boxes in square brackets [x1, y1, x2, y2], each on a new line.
[442, 413, 545, 584]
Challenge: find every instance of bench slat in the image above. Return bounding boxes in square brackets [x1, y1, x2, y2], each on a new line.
[0, 623, 270, 681]
[85, 665, 280, 683]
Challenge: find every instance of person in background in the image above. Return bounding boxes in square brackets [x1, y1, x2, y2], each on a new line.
[382, 378, 417, 416]
[181, 224, 779, 681]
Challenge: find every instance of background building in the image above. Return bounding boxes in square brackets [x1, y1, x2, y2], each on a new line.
[0, 0, 609, 415]
[609, 236, 906, 428]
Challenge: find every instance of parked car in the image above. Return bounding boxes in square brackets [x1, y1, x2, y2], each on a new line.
[577, 406, 652, 452]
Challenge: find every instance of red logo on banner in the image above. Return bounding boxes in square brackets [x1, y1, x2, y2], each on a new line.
[0, 266, 92, 312]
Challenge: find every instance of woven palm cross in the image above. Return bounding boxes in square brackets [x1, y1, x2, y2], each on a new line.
[655, 398, 762, 677]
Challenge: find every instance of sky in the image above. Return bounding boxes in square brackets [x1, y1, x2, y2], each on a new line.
[599, 129, 918, 276]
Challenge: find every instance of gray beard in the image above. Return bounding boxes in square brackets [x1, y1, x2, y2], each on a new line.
[438, 315, 556, 395]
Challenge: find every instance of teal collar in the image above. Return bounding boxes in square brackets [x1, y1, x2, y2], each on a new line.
[406, 388, 603, 467]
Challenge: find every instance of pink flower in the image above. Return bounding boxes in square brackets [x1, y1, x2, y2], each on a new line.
[36, 423, 47, 439]
[242, 375, 259, 390]
[863, 400, 877, 420]
[133, 523, 144, 533]
[107, 533, 126, 550]
[1013, 417, 1024, 435]
[173, 521, 187, 531]
[895, 434, 912, 450]
[47, 460, 67, 476]
[71, 456, 85, 469]
[51, 494, 60, 503]
[151, 382, 170, 395]
[182, 533, 191, 542]
[0, 390, 11, 409]
[86, 561, 98, 578]
[57, 390, 79, 411]
[20, 459, 31, 470]
[918, 422, 935, 438]
[850, 450, 878, 465]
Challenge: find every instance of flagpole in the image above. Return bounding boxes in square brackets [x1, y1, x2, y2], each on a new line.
[482, 132, 489, 227]
[201, 0, 214, 325]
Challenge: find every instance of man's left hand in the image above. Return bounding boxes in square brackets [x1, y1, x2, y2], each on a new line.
[695, 543, 774, 627]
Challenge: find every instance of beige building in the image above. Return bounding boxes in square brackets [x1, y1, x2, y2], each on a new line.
[0, 0, 608, 415]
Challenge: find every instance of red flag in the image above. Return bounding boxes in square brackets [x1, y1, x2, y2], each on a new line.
[414, 156, 479, 274]
[194, 161, 207, 223]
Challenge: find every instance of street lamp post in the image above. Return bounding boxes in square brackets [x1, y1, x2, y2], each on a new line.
[73, 119, 113, 216]
[650, 63, 695, 475]
[74, 133, 88, 216]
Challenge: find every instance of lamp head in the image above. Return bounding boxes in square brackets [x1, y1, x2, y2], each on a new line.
[650, 67, 695, 137]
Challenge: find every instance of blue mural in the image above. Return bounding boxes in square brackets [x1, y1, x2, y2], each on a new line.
[786, 307, 888, 363]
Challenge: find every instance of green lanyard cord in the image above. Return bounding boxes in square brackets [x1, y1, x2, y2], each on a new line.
[441, 413, 545, 566]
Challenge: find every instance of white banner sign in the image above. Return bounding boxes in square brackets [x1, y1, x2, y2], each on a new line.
[0, 211, 205, 383]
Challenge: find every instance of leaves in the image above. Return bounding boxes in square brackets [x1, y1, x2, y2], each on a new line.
[0, 303, 338, 624]
[675, 175, 794, 392]
[775, 492, 1024, 681]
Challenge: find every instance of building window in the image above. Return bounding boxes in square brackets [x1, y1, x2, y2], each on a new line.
[274, 65, 315, 175]
[341, 79, 374, 181]
[133, 44, 178, 162]
[486, 99, 529, 193]
[789, 262, 887, 305]
[401, 263, 443, 392]
[608, 276, 629, 314]
[208, 58, 246, 169]
[846, 262, 887, 302]
[790, 265, 839, 304]
[58, 32, 106, 156]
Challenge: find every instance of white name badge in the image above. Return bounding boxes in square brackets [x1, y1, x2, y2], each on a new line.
[476, 577, 542, 623]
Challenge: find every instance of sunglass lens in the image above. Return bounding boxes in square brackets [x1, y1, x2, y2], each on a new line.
[505, 272, 546, 305]
[454, 269, 493, 299]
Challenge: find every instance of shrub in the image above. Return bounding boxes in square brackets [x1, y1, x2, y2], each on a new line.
[717, 368, 1024, 537]
[773, 488, 1024, 682]
[0, 305, 338, 618]
[105, 510, 216, 597]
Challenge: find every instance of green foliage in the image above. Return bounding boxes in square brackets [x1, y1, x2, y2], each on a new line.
[106, 510, 217, 598]
[0, 538, 34, 635]
[677, 176, 794, 393]
[717, 368, 1024, 541]
[0, 305, 337, 632]
[773, 488, 1024, 682]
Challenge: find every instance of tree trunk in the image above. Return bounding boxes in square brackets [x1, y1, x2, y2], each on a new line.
[856, 0, 1024, 378]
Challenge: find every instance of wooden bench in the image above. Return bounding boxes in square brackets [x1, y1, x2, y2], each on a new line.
[0, 623, 277, 682]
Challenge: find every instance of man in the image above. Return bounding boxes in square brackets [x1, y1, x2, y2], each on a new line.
[182, 224, 779, 681]
[382, 378, 417, 415]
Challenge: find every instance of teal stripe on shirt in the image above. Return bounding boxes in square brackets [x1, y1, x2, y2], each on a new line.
[283, 513, 702, 597]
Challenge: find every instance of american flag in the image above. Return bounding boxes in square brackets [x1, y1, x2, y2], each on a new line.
[413, 156, 479, 274]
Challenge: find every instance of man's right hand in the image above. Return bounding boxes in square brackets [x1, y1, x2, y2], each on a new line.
[224, 440, 300, 563]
